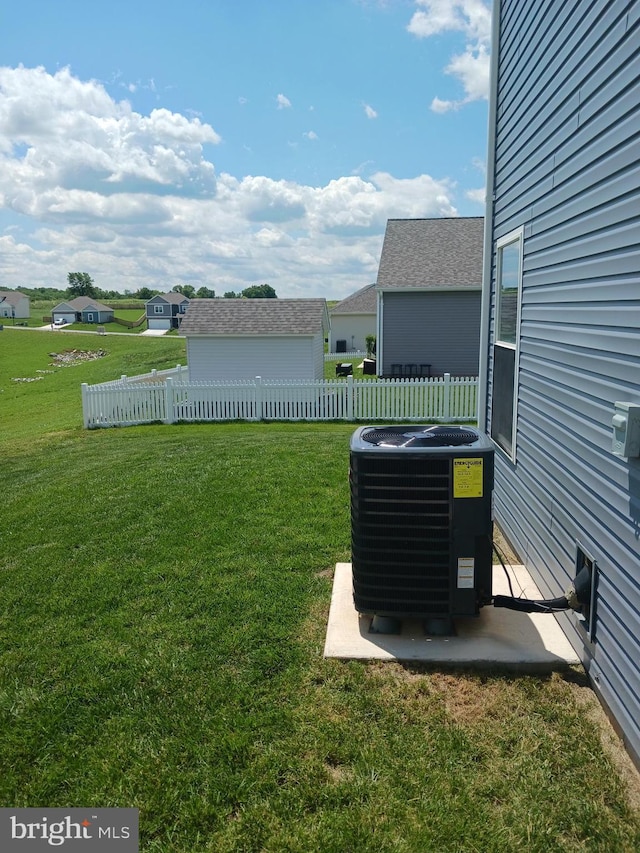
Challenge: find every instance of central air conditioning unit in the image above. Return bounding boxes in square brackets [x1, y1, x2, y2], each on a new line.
[350, 425, 494, 627]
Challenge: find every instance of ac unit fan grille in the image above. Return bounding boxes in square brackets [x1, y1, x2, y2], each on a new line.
[361, 425, 479, 447]
[351, 455, 452, 616]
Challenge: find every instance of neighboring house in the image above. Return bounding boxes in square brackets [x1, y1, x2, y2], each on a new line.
[145, 292, 190, 330]
[51, 297, 114, 324]
[376, 218, 483, 377]
[329, 283, 376, 353]
[179, 298, 330, 381]
[481, 0, 640, 766]
[0, 291, 30, 320]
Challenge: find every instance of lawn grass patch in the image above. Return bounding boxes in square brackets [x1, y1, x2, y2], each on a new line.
[0, 330, 185, 448]
[1, 335, 639, 852]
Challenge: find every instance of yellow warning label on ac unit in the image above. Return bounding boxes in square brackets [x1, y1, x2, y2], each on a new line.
[453, 458, 483, 498]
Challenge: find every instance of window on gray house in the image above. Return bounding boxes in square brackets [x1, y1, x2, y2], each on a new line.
[491, 229, 523, 460]
[154, 305, 164, 314]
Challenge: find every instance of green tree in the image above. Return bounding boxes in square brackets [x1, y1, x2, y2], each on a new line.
[242, 284, 277, 298]
[224, 291, 241, 299]
[136, 287, 157, 300]
[174, 284, 196, 298]
[67, 272, 97, 298]
[196, 286, 216, 299]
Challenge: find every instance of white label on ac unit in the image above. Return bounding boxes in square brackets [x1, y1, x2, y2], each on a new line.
[457, 557, 475, 588]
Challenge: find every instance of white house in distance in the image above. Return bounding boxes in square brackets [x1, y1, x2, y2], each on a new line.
[329, 283, 376, 354]
[179, 298, 330, 381]
[0, 291, 30, 320]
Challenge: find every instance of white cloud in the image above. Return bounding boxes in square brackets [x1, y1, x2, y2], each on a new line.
[0, 65, 462, 300]
[407, 1, 492, 110]
[276, 93, 292, 109]
[363, 103, 378, 119]
[465, 187, 485, 205]
[430, 96, 455, 114]
[303, 130, 318, 140]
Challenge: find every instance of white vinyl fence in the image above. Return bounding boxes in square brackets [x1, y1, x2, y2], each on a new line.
[82, 373, 477, 428]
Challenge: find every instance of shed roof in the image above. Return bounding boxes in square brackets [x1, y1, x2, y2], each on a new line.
[179, 298, 330, 336]
[331, 283, 377, 315]
[376, 217, 484, 290]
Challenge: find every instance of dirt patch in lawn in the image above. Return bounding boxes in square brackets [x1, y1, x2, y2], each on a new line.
[48, 349, 107, 366]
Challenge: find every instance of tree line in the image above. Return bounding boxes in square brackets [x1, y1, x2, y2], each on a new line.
[9, 276, 277, 302]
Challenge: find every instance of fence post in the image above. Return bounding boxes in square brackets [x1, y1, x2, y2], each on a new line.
[443, 373, 451, 421]
[255, 376, 263, 421]
[347, 374, 354, 420]
[164, 377, 174, 424]
[81, 383, 89, 429]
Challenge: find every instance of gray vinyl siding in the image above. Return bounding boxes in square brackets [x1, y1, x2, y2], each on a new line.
[485, 0, 640, 763]
[186, 335, 322, 381]
[381, 291, 481, 376]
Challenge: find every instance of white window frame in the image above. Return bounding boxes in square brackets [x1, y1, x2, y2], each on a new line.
[153, 304, 165, 314]
[490, 226, 524, 462]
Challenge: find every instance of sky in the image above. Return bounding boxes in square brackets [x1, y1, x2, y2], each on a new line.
[0, 0, 492, 300]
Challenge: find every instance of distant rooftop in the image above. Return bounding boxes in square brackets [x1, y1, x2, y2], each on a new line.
[331, 283, 377, 315]
[377, 217, 484, 290]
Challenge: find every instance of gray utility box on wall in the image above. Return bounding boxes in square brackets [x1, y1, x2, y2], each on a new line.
[350, 425, 495, 621]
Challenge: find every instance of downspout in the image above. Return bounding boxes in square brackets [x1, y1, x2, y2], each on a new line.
[376, 287, 383, 376]
[477, 0, 502, 433]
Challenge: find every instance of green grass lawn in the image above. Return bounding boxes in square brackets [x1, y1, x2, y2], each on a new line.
[1, 331, 639, 852]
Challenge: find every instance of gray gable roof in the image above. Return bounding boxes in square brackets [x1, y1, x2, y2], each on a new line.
[179, 298, 329, 336]
[53, 296, 113, 312]
[148, 292, 190, 306]
[0, 291, 27, 307]
[331, 283, 377, 315]
[376, 217, 484, 290]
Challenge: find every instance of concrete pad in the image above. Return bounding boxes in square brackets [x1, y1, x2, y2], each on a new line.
[140, 328, 168, 336]
[324, 563, 580, 671]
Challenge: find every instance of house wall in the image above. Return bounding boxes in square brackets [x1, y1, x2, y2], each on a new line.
[0, 296, 29, 318]
[329, 314, 375, 353]
[484, 0, 640, 764]
[81, 310, 112, 323]
[381, 290, 480, 376]
[186, 335, 323, 381]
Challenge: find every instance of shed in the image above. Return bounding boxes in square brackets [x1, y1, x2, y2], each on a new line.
[179, 298, 330, 381]
[376, 218, 483, 377]
[329, 284, 376, 354]
[481, 0, 640, 766]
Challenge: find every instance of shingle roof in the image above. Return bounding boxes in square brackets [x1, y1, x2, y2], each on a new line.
[330, 283, 377, 315]
[0, 291, 27, 307]
[151, 291, 190, 305]
[179, 298, 329, 336]
[53, 296, 114, 312]
[376, 217, 484, 290]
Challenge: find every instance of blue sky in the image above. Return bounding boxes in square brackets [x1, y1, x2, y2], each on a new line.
[1, 1, 491, 299]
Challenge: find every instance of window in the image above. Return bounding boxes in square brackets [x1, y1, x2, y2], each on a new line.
[154, 305, 165, 314]
[490, 228, 523, 459]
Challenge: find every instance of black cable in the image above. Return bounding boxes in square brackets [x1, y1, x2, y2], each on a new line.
[491, 535, 516, 598]
[493, 594, 570, 613]
[491, 531, 571, 613]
